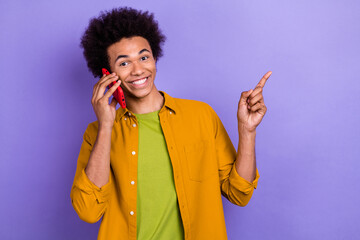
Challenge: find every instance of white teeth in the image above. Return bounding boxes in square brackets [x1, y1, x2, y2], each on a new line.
[132, 77, 147, 85]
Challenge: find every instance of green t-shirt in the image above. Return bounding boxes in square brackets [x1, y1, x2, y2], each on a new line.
[133, 110, 184, 240]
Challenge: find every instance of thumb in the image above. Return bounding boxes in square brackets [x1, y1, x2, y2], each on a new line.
[110, 96, 118, 108]
[239, 89, 253, 104]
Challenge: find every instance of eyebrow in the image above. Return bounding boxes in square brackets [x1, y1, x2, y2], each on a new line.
[115, 48, 150, 63]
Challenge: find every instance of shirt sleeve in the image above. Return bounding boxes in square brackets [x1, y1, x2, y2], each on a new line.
[70, 124, 113, 223]
[210, 107, 260, 207]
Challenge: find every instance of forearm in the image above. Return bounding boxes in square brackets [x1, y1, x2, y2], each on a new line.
[85, 124, 112, 188]
[234, 125, 257, 182]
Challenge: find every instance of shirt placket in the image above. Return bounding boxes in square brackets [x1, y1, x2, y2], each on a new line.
[125, 112, 139, 240]
[159, 109, 191, 240]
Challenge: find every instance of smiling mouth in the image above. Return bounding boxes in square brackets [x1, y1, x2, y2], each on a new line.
[129, 77, 148, 85]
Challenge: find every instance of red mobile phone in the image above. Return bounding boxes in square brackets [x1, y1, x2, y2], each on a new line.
[102, 68, 126, 108]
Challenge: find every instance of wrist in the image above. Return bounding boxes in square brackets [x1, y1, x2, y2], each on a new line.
[98, 122, 114, 131]
[238, 124, 256, 136]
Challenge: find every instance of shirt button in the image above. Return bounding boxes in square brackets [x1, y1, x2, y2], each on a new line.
[124, 117, 127, 120]
[128, 113, 132, 116]
[132, 151, 136, 155]
[131, 181, 135, 185]
[132, 123, 136, 127]
[170, 111, 172, 115]
[130, 211, 134, 215]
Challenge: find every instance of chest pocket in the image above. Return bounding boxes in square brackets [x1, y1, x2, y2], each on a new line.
[183, 140, 217, 182]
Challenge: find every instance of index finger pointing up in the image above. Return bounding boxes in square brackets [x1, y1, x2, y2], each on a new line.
[256, 71, 272, 88]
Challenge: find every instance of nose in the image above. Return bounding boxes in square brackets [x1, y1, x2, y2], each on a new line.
[130, 61, 144, 76]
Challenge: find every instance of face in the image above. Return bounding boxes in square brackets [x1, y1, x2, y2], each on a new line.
[107, 36, 157, 100]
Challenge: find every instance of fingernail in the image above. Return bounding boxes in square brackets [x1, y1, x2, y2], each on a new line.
[112, 73, 116, 76]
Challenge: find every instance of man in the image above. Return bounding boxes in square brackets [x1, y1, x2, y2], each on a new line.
[70, 7, 271, 240]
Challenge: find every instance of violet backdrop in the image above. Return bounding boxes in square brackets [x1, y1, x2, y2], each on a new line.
[1, 0, 359, 239]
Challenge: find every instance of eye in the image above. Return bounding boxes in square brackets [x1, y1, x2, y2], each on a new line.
[140, 56, 149, 61]
[120, 61, 128, 67]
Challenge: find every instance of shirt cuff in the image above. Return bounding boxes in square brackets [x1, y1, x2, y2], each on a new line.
[74, 168, 112, 203]
[229, 163, 260, 194]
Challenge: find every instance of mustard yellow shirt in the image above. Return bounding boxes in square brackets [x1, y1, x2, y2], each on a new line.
[70, 91, 260, 240]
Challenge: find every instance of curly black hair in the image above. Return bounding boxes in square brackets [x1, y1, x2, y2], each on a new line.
[80, 7, 166, 78]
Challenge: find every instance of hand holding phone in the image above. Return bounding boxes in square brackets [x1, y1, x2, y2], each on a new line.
[102, 68, 126, 108]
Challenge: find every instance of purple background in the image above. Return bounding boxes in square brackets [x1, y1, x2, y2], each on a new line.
[1, 0, 359, 239]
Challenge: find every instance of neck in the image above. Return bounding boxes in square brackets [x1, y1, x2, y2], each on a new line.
[125, 87, 164, 114]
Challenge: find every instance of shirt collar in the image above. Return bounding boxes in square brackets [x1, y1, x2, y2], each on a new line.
[159, 91, 177, 114]
[115, 90, 177, 121]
